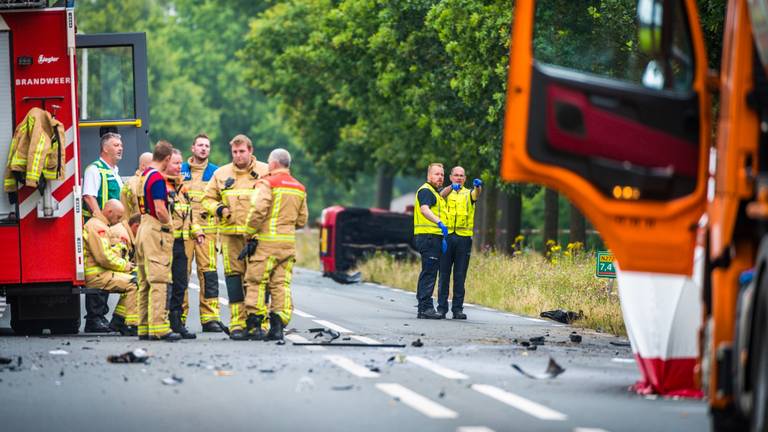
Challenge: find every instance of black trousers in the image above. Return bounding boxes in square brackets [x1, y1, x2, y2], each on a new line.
[437, 234, 472, 314]
[84, 293, 109, 321]
[168, 238, 189, 314]
[415, 234, 442, 312]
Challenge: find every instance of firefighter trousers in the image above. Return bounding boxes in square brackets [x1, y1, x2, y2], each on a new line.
[221, 234, 247, 331]
[182, 236, 220, 324]
[244, 246, 295, 326]
[85, 270, 137, 324]
[136, 215, 173, 337]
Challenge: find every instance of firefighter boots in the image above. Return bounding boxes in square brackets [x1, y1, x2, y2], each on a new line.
[246, 314, 266, 341]
[149, 332, 183, 342]
[265, 312, 284, 341]
[229, 328, 248, 341]
[169, 310, 196, 339]
[202, 320, 228, 333]
[109, 314, 138, 336]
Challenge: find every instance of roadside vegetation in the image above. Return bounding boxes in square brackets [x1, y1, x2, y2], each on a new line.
[296, 231, 624, 335]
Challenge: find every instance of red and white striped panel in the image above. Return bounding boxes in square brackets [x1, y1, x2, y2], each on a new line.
[18, 126, 75, 219]
[616, 247, 704, 398]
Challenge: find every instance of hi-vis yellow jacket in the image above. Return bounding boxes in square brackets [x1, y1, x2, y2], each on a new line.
[4, 107, 66, 191]
[84, 213, 131, 278]
[202, 156, 268, 236]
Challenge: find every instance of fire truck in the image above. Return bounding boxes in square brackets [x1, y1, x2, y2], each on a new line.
[503, 0, 768, 429]
[0, 0, 149, 334]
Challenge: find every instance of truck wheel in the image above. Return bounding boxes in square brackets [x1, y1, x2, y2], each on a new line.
[751, 299, 768, 432]
[711, 406, 748, 432]
[49, 318, 80, 335]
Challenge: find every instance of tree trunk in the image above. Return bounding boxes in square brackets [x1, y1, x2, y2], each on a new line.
[498, 188, 522, 254]
[569, 202, 586, 246]
[544, 188, 559, 245]
[374, 165, 394, 210]
[483, 183, 499, 249]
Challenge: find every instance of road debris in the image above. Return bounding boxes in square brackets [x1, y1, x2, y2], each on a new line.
[540, 309, 583, 324]
[107, 348, 149, 364]
[529, 336, 545, 346]
[309, 327, 340, 344]
[411, 339, 424, 348]
[48, 349, 69, 355]
[214, 370, 234, 377]
[512, 357, 566, 379]
[259, 368, 275, 374]
[161, 375, 184, 386]
[0, 356, 12, 365]
[569, 332, 582, 343]
[332, 384, 354, 391]
[610, 341, 631, 347]
[387, 354, 406, 364]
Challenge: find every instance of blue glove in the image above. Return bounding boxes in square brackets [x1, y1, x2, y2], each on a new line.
[473, 178, 483, 188]
[451, 183, 461, 191]
[437, 221, 449, 237]
[441, 238, 448, 254]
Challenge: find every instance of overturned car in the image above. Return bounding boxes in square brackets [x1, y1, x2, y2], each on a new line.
[319, 206, 416, 283]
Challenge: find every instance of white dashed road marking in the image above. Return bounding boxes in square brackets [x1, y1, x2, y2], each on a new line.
[325, 355, 379, 378]
[376, 383, 459, 419]
[457, 427, 495, 432]
[312, 319, 352, 333]
[293, 309, 316, 318]
[349, 335, 381, 344]
[574, 428, 610, 432]
[285, 334, 326, 351]
[471, 384, 567, 421]
[407, 356, 469, 380]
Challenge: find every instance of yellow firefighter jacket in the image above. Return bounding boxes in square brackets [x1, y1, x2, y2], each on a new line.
[182, 158, 218, 234]
[84, 214, 131, 278]
[4, 107, 66, 191]
[120, 169, 143, 221]
[109, 219, 135, 264]
[167, 175, 201, 240]
[245, 168, 308, 251]
[203, 156, 268, 236]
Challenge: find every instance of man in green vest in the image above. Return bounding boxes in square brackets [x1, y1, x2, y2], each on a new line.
[413, 163, 449, 319]
[82, 132, 125, 332]
[438, 166, 482, 319]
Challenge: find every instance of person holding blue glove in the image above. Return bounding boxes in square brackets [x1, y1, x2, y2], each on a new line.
[438, 167, 483, 319]
[413, 163, 449, 319]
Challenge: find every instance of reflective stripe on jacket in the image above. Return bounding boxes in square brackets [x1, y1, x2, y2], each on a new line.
[445, 187, 475, 237]
[84, 214, 130, 277]
[202, 156, 268, 236]
[245, 168, 308, 246]
[4, 107, 66, 191]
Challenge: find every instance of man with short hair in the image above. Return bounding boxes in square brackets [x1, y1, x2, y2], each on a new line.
[135, 140, 182, 341]
[413, 163, 448, 319]
[83, 199, 136, 335]
[203, 134, 268, 340]
[180, 133, 226, 333]
[437, 166, 483, 319]
[82, 132, 125, 332]
[242, 148, 308, 341]
[166, 149, 204, 339]
[121, 152, 153, 221]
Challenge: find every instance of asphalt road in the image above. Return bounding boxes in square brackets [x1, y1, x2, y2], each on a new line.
[0, 267, 709, 432]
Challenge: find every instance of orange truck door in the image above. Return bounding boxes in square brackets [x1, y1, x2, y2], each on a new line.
[501, 0, 711, 275]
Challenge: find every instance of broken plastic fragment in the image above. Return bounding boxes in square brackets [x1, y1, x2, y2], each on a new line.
[539, 309, 583, 324]
[48, 349, 69, 355]
[161, 375, 183, 385]
[512, 357, 565, 379]
[411, 339, 424, 348]
[107, 348, 149, 364]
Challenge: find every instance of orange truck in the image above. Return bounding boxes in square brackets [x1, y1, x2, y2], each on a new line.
[503, 0, 768, 429]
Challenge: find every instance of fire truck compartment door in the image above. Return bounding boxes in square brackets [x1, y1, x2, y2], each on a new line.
[76, 32, 149, 175]
[500, 0, 711, 275]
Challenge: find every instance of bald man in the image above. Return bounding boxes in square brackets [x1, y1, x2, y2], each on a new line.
[121, 152, 153, 221]
[83, 199, 136, 333]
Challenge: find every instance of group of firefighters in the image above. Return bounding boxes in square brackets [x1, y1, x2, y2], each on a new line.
[80, 132, 307, 341]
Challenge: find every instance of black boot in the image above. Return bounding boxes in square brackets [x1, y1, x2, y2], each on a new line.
[265, 312, 284, 341]
[246, 314, 266, 341]
[150, 332, 183, 342]
[84, 318, 110, 333]
[229, 328, 248, 341]
[109, 314, 128, 334]
[169, 310, 196, 339]
[202, 321, 228, 333]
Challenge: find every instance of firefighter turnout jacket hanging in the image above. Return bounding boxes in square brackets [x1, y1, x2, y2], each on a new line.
[4, 107, 66, 192]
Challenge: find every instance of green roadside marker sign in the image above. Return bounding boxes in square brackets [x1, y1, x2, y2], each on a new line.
[596, 251, 616, 279]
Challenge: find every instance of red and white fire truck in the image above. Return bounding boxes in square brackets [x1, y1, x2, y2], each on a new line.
[0, 0, 149, 334]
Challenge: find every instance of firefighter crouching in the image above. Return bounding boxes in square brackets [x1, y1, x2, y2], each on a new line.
[83, 199, 137, 336]
[166, 149, 204, 339]
[181, 133, 226, 333]
[242, 148, 308, 341]
[202, 134, 268, 340]
[108, 213, 141, 336]
[135, 140, 182, 341]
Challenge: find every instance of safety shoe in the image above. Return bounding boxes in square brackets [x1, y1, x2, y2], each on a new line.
[417, 309, 443, 320]
[201, 321, 227, 333]
[149, 332, 183, 342]
[123, 325, 139, 336]
[138, 335, 149, 341]
[84, 319, 111, 333]
[246, 314, 266, 341]
[452, 311, 467, 320]
[229, 329, 248, 341]
[265, 313, 284, 341]
[169, 310, 196, 339]
[109, 316, 134, 336]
